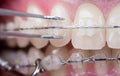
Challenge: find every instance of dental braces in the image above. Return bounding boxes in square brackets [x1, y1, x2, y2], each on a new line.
[13, 25, 120, 30]
[1, 8, 120, 76]
[0, 55, 120, 76]
[0, 8, 64, 39]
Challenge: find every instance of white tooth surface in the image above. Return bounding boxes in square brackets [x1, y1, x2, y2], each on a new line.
[94, 51, 108, 76]
[112, 49, 120, 75]
[6, 22, 15, 38]
[15, 51, 29, 75]
[5, 22, 17, 47]
[27, 4, 48, 49]
[45, 45, 69, 76]
[28, 47, 44, 64]
[14, 17, 30, 48]
[46, 45, 69, 60]
[72, 3, 105, 50]
[49, 4, 71, 47]
[27, 47, 44, 74]
[1, 50, 29, 75]
[106, 3, 120, 49]
[69, 49, 87, 76]
[41, 55, 62, 71]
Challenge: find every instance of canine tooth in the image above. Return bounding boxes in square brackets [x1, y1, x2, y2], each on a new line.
[106, 3, 120, 48]
[69, 49, 88, 76]
[45, 45, 69, 76]
[41, 55, 62, 71]
[49, 4, 71, 47]
[26, 4, 48, 48]
[46, 45, 69, 60]
[28, 47, 44, 74]
[72, 3, 105, 50]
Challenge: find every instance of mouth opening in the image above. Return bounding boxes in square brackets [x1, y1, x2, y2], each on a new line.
[0, 0, 120, 76]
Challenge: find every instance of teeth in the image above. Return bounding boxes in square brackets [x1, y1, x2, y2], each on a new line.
[15, 51, 29, 75]
[14, 17, 30, 48]
[45, 45, 69, 76]
[27, 4, 48, 48]
[27, 47, 44, 74]
[1, 50, 29, 75]
[28, 47, 44, 64]
[16, 37, 30, 48]
[6, 22, 15, 38]
[72, 3, 105, 50]
[49, 3, 71, 47]
[5, 22, 17, 47]
[106, 3, 120, 49]
[41, 55, 62, 71]
[69, 49, 88, 75]
[93, 48, 110, 76]
[45, 45, 69, 60]
[112, 49, 120, 75]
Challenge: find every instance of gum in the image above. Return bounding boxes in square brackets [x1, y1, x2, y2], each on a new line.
[66, 63, 117, 76]
[0, 0, 120, 21]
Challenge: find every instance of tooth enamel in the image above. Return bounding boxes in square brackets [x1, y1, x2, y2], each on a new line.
[94, 51, 108, 76]
[112, 49, 120, 75]
[27, 4, 48, 48]
[45, 45, 69, 76]
[69, 49, 87, 75]
[41, 55, 62, 71]
[72, 3, 105, 49]
[49, 4, 71, 47]
[28, 47, 44, 74]
[45, 45, 69, 60]
[14, 17, 30, 48]
[16, 51, 29, 74]
[5, 22, 17, 47]
[106, 4, 120, 49]
[6, 22, 15, 38]
[1, 50, 29, 75]
[16, 37, 30, 48]
[28, 47, 44, 64]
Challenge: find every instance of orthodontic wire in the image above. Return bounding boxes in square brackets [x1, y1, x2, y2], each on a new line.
[0, 8, 64, 20]
[12, 26, 120, 31]
[1, 55, 120, 76]
[0, 31, 63, 39]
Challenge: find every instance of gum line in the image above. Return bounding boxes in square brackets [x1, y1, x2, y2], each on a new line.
[0, 0, 120, 22]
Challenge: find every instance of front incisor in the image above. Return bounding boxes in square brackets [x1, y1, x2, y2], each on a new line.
[72, 3, 105, 50]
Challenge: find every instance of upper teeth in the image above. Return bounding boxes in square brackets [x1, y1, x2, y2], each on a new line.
[5, 3, 120, 50]
[106, 3, 120, 49]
